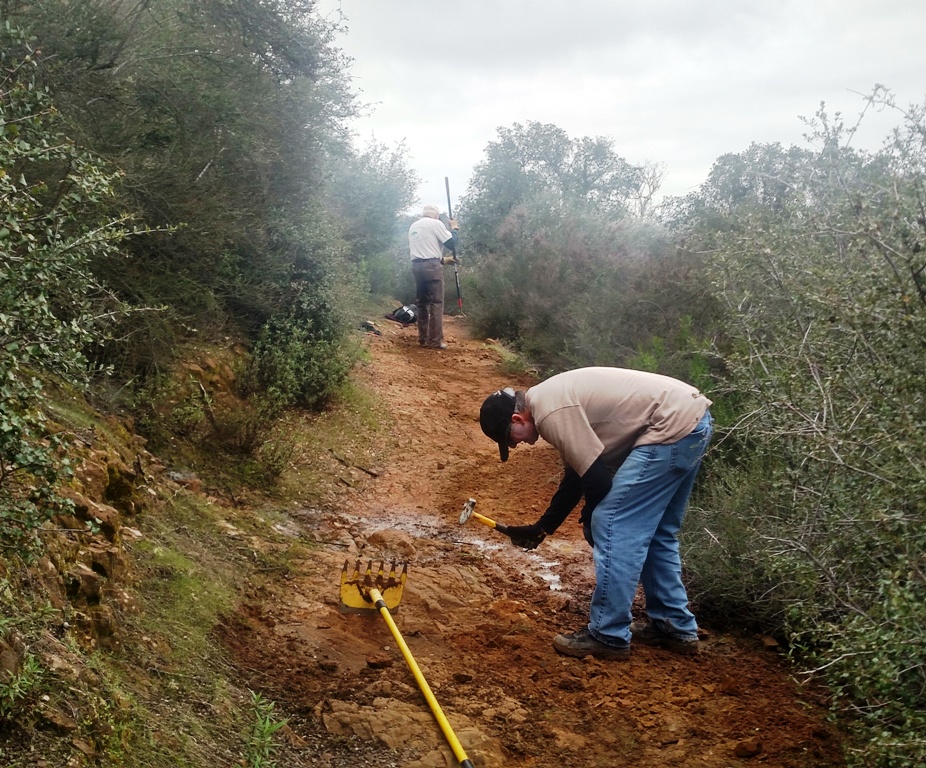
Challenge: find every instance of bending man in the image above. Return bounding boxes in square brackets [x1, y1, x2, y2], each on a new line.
[478, 367, 713, 660]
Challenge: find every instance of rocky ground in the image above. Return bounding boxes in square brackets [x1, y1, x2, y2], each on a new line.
[219, 314, 845, 768]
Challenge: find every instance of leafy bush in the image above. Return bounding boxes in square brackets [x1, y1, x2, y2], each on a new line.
[238, 209, 363, 414]
[0, 652, 42, 718]
[1, 29, 133, 557]
[244, 691, 287, 768]
[686, 89, 926, 766]
[246, 320, 356, 415]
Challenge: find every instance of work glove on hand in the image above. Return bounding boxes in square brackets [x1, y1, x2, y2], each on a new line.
[505, 523, 546, 550]
[579, 507, 595, 548]
[449, 218, 459, 230]
[441, 254, 459, 265]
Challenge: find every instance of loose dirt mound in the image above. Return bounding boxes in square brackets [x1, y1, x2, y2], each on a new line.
[221, 316, 844, 767]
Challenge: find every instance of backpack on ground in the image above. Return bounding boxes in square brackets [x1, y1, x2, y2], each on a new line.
[385, 304, 417, 325]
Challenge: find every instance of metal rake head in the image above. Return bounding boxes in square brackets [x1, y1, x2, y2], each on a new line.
[338, 559, 408, 614]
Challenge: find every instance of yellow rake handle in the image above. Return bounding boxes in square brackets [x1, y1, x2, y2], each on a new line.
[370, 588, 475, 768]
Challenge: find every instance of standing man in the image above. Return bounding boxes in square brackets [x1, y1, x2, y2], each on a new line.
[478, 367, 713, 660]
[408, 205, 458, 349]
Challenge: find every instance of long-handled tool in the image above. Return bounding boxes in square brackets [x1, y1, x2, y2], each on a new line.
[339, 560, 475, 768]
[444, 176, 463, 313]
[458, 498, 511, 535]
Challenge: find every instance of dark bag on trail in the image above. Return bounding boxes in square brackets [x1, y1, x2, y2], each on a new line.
[386, 304, 417, 325]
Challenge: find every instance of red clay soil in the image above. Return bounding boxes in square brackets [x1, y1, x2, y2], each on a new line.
[219, 315, 846, 768]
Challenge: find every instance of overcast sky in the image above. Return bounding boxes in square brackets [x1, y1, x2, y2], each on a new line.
[316, 1, 926, 213]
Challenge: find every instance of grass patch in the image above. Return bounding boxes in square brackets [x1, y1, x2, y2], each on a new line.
[274, 374, 392, 504]
[482, 340, 540, 379]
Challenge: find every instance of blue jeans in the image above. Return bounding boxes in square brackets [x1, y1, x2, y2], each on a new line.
[588, 411, 713, 646]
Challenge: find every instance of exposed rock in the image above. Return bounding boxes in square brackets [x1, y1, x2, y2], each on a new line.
[364, 529, 417, 559]
[65, 563, 103, 605]
[89, 604, 118, 638]
[75, 451, 111, 499]
[72, 447, 141, 516]
[734, 736, 763, 758]
[32, 557, 68, 610]
[35, 633, 88, 685]
[168, 471, 202, 493]
[86, 542, 129, 581]
[321, 697, 506, 767]
[71, 737, 98, 757]
[0, 636, 22, 683]
[38, 707, 79, 733]
[552, 727, 588, 750]
[104, 457, 140, 514]
[62, 490, 122, 541]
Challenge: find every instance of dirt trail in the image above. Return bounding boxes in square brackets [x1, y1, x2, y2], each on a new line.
[221, 316, 844, 768]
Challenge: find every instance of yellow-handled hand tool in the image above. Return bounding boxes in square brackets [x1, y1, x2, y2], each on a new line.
[458, 497, 510, 534]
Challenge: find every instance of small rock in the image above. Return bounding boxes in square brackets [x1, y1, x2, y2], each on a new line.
[39, 708, 79, 733]
[365, 653, 393, 669]
[71, 737, 97, 757]
[66, 563, 103, 604]
[0, 641, 21, 683]
[557, 675, 586, 691]
[734, 737, 763, 758]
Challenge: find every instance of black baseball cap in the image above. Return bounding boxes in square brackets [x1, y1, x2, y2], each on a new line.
[480, 387, 516, 462]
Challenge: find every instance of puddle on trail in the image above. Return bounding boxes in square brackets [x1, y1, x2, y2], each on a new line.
[303, 505, 592, 595]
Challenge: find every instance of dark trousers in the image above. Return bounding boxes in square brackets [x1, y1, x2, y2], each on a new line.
[411, 259, 444, 346]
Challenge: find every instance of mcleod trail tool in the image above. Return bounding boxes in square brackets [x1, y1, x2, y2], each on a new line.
[338, 560, 475, 768]
[458, 498, 511, 536]
[445, 176, 463, 312]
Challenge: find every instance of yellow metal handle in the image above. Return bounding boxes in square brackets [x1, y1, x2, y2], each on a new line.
[471, 511, 497, 529]
[370, 588, 474, 767]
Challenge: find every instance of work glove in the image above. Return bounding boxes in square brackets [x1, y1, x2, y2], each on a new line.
[441, 254, 459, 265]
[505, 523, 546, 550]
[449, 218, 459, 230]
[579, 507, 594, 548]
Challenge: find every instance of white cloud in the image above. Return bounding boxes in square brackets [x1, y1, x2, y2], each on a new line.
[317, 0, 926, 210]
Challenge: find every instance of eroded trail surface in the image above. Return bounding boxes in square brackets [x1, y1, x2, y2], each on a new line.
[222, 316, 844, 768]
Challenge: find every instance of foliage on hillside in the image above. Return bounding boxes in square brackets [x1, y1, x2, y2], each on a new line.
[680, 90, 926, 766]
[1, 8, 416, 761]
[0, 27, 136, 556]
[3, 0, 417, 387]
[1, 0, 418, 497]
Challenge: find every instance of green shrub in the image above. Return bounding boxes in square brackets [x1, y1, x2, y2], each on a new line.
[0, 652, 42, 718]
[244, 691, 287, 768]
[686, 90, 926, 766]
[1, 28, 133, 558]
[245, 322, 355, 414]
